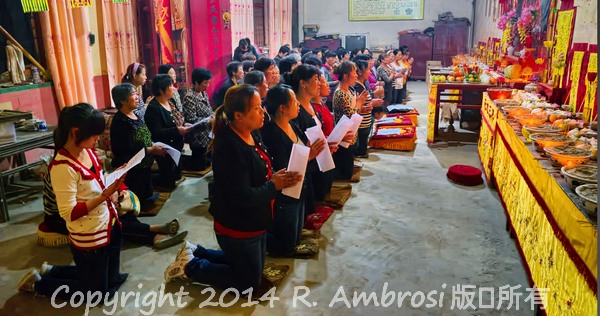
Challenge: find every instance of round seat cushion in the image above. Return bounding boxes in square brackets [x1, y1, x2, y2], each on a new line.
[447, 165, 483, 186]
[37, 222, 69, 247]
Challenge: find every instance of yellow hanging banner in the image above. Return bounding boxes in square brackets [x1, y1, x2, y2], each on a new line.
[70, 0, 92, 8]
[501, 24, 511, 54]
[583, 53, 597, 122]
[20, 0, 48, 12]
[551, 9, 574, 87]
[568, 51, 584, 109]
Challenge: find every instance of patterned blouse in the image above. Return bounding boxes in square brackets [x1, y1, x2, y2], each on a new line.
[333, 88, 358, 145]
[182, 89, 213, 148]
[172, 89, 183, 112]
[333, 88, 357, 123]
[376, 64, 394, 84]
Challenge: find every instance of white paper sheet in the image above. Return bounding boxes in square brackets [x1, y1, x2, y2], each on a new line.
[153, 142, 181, 166]
[282, 143, 310, 199]
[339, 113, 363, 148]
[327, 115, 354, 146]
[188, 117, 211, 129]
[105, 148, 145, 187]
[305, 126, 335, 172]
[387, 104, 414, 112]
[376, 128, 401, 136]
[376, 117, 397, 124]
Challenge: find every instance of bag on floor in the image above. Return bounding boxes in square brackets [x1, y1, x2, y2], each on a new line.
[116, 190, 141, 216]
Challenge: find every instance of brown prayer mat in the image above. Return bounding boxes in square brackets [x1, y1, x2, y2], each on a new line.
[334, 167, 361, 183]
[322, 184, 353, 209]
[290, 235, 320, 258]
[253, 263, 290, 298]
[138, 192, 171, 217]
[182, 165, 212, 178]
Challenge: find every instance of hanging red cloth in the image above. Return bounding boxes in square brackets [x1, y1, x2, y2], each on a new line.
[155, 0, 174, 64]
[560, 0, 575, 10]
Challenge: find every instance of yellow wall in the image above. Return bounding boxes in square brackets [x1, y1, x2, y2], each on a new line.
[87, 2, 107, 76]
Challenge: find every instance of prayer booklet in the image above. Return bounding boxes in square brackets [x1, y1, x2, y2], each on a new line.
[376, 128, 401, 136]
[376, 117, 397, 124]
[305, 126, 335, 172]
[282, 143, 310, 199]
[105, 148, 145, 187]
[188, 117, 211, 129]
[153, 142, 181, 166]
[327, 115, 354, 146]
[339, 113, 363, 148]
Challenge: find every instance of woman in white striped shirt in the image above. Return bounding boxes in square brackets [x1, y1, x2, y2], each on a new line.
[17, 103, 129, 301]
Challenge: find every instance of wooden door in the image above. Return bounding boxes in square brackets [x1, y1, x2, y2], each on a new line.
[136, 0, 159, 100]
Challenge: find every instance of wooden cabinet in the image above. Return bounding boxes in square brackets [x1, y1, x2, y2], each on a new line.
[432, 20, 469, 66]
[398, 33, 432, 80]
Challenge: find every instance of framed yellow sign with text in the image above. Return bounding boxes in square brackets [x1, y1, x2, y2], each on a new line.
[349, 0, 424, 21]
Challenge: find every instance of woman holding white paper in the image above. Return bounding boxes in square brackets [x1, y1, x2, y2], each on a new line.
[18, 103, 128, 299]
[289, 65, 337, 213]
[261, 85, 325, 255]
[110, 83, 167, 207]
[145, 74, 189, 191]
[164, 84, 301, 292]
[333, 61, 369, 180]
[182, 68, 215, 171]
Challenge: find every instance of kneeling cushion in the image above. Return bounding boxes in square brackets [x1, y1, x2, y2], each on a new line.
[446, 165, 483, 186]
[37, 222, 69, 247]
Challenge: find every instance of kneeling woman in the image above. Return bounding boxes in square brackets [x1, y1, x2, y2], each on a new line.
[261, 85, 325, 255]
[18, 104, 127, 299]
[164, 84, 301, 292]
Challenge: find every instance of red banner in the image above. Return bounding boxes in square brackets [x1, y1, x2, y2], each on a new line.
[155, 0, 174, 64]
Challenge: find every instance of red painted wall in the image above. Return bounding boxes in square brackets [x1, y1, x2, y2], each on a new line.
[188, 0, 232, 100]
[93, 74, 111, 109]
[0, 85, 59, 126]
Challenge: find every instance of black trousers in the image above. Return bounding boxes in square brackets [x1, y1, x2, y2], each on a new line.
[312, 169, 333, 202]
[120, 212, 156, 245]
[333, 144, 356, 181]
[35, 223, 126, 300]
[124, 166, 153, 201]
[183, 146, 209, 171]
[354, 125, 372, 157]
[154, 155, 181, 188]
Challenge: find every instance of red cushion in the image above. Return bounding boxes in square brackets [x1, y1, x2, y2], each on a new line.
[447, 165, 483, 186]
[38, 221, 50, 232]
[304, 205, 334, 231]
[370, 126, 416, 140]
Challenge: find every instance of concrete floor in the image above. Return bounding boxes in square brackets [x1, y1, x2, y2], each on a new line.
[0, 81, 531, 315]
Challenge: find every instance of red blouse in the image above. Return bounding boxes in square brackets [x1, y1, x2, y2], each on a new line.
[312, 101, 334, 137]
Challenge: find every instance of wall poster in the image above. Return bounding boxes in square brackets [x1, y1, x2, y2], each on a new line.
[349, 0, 424, 21]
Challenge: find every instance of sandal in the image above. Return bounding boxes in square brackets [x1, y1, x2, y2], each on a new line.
[164, 255, 190, 283]
[154, 230, 188, 249]
[158, 218, 179, 234]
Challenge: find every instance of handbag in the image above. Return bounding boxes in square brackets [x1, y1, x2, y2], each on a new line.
[115, 190, 141, 216]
